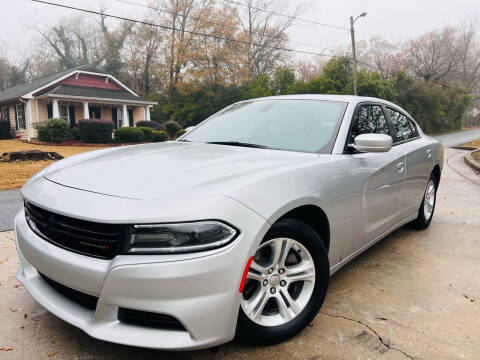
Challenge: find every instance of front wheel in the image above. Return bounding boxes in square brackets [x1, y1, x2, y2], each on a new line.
[236, 218, 329, 345]
[412, 174, 437, 229]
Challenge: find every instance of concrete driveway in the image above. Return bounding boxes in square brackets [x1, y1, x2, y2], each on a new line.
[0, 147, 479, 360]
[0, 190, 22, 231]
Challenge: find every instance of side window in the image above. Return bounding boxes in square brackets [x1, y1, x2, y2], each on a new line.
[408, 119, 418, 137]
[387, 108, 414, 142]
[349, 104, 390, 143]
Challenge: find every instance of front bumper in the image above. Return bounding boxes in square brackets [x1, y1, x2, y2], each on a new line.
[15, 198, 269, 350]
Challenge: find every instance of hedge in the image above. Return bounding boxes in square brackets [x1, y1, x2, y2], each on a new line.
[138, 126, 154, 141]
[0, 119, 11, 139]
[77, 119, 113, 143]
[151, 130, 168, 142]
[36, 118, 69, 143]
[115, 127, 144, 142]
[163, 120, 182, 138]
[136, 120, 162, 130]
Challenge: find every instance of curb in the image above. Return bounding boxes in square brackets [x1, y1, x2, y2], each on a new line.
[464, 150, 480, 173]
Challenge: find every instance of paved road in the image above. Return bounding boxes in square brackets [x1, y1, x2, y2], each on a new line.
[0, 190, 22, 231]
[0, 148, 479, 360]
[433, 128, 480, 147]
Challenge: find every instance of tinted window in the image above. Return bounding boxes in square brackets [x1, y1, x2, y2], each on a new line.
[388, 108, 415, 142]
[349, 105, 390, 143]
[408, 119, 418, 137]
[183, 100, 347, 153]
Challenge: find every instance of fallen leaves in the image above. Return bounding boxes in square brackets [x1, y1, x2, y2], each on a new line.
[47, 352, 57, 357]
[0, 347, 13, 351]
[463, 294, 476, 302]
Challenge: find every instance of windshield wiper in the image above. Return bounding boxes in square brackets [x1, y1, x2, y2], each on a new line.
[206, 141, 270, 149]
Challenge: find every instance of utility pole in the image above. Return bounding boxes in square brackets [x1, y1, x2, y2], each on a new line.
[350, 13, 367, 96]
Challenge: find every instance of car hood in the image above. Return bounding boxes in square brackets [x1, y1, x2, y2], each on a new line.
[43, 141, 319, 200]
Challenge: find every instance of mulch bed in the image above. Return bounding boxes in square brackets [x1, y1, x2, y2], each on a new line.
[23, 139, 152, 147]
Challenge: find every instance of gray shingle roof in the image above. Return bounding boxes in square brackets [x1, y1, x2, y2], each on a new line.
[0, 65, 107, 103]
[44, 84, 150, 103]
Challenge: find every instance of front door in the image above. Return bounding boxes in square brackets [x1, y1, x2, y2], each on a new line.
[128, 109, 134, 127]
[386, 107, 432, 215]
[342, 104, 407, 257]
[68, 106, 75, 127]
[112, 108, 118, 129]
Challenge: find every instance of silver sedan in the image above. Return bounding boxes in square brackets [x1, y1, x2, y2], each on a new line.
[15, 95, 443, 349]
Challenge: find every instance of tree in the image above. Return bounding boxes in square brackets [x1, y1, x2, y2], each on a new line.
[271, 66, 295, 95]
[124, 10, 164, 95]
[37, 16, 102, 70]
[98, 12, 133, 77]
[231, 0, 301, 78]
[403, 26, 461, 82]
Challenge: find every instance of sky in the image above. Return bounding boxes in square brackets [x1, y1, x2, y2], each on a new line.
[0, 0, 479, 64]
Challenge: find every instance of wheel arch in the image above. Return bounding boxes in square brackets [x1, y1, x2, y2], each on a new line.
[432, 164, 441, 188]
[275, 205, 330, 253]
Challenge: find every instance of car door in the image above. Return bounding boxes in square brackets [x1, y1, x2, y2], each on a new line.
[386, 107, 432, 215]
[342, 103, 407, 257]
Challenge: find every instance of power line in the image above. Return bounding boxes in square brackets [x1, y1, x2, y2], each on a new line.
[113, 0, 339, 52]
[30, 0, 347, 59]
[220, 0, 349, 31]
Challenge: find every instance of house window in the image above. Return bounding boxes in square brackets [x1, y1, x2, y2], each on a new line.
[15, 104, 26, 130]
[59, 105, 69, 121]
[1, 106, 9, 120]
[89, 106, 101, 119]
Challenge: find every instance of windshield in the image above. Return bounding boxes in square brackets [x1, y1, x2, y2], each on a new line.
[182, 99, 347, 153]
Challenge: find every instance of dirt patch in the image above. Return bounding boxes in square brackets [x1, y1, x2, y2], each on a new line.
[0, 140, 109, 190]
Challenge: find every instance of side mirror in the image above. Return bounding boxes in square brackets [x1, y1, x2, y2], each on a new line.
[352, 133, 392, 153]
[185, 126, 196, 133]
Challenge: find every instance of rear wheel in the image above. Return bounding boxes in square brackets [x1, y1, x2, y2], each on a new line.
[412, 174, 437, 229]
[236, 218, 329, 345]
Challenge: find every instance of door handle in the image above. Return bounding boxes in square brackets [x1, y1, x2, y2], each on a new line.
[426, 148, 432, 159]
[396, 162, 405, 172]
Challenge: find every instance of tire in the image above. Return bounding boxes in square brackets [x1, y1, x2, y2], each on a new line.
[412, 172, 437, 229]
[236, 218, 329, 345]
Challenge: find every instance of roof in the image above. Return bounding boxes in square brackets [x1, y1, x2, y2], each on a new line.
[0, 65, 107, 103]
[38, 84, 156, 105]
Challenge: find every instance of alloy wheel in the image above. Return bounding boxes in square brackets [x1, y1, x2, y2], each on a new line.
[240, 237, 316, 327]
[423, 179, 436, 220]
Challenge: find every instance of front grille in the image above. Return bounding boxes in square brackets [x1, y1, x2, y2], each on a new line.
[25, 202, 124, 259]
[40, 273, 99, 310]
[118, 308, 187, 331]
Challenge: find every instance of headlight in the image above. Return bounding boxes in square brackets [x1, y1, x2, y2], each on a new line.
[122, 221, 238, 254]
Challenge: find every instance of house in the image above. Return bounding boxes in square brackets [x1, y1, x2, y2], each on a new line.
[0, 65, 157, 139]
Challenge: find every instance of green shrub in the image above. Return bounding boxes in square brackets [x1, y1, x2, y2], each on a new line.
[151, 130, 168, 142]
[0, 119, 11, 139]
[163, 120, 182, 138]
[70, 127, 81, 140]
[115, 127, 144, 143]
[138, 126, 154, 141]
[136, 120, 162, 130]
[77, 119, 113, 143]
[36, 118, 69, 143]
[175, 128, 186, 138]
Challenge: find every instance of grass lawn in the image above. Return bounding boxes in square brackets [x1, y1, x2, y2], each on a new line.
[461, 138, 480, 149]
[0, 140, 109, 190]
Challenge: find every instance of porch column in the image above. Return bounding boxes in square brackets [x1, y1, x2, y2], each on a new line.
[144, 105, 151, 121]
[26, 100, 33, 140]
[122, 104, 128, 126]
[83, 102, 89, 119]
[52, 99, 59, 118]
